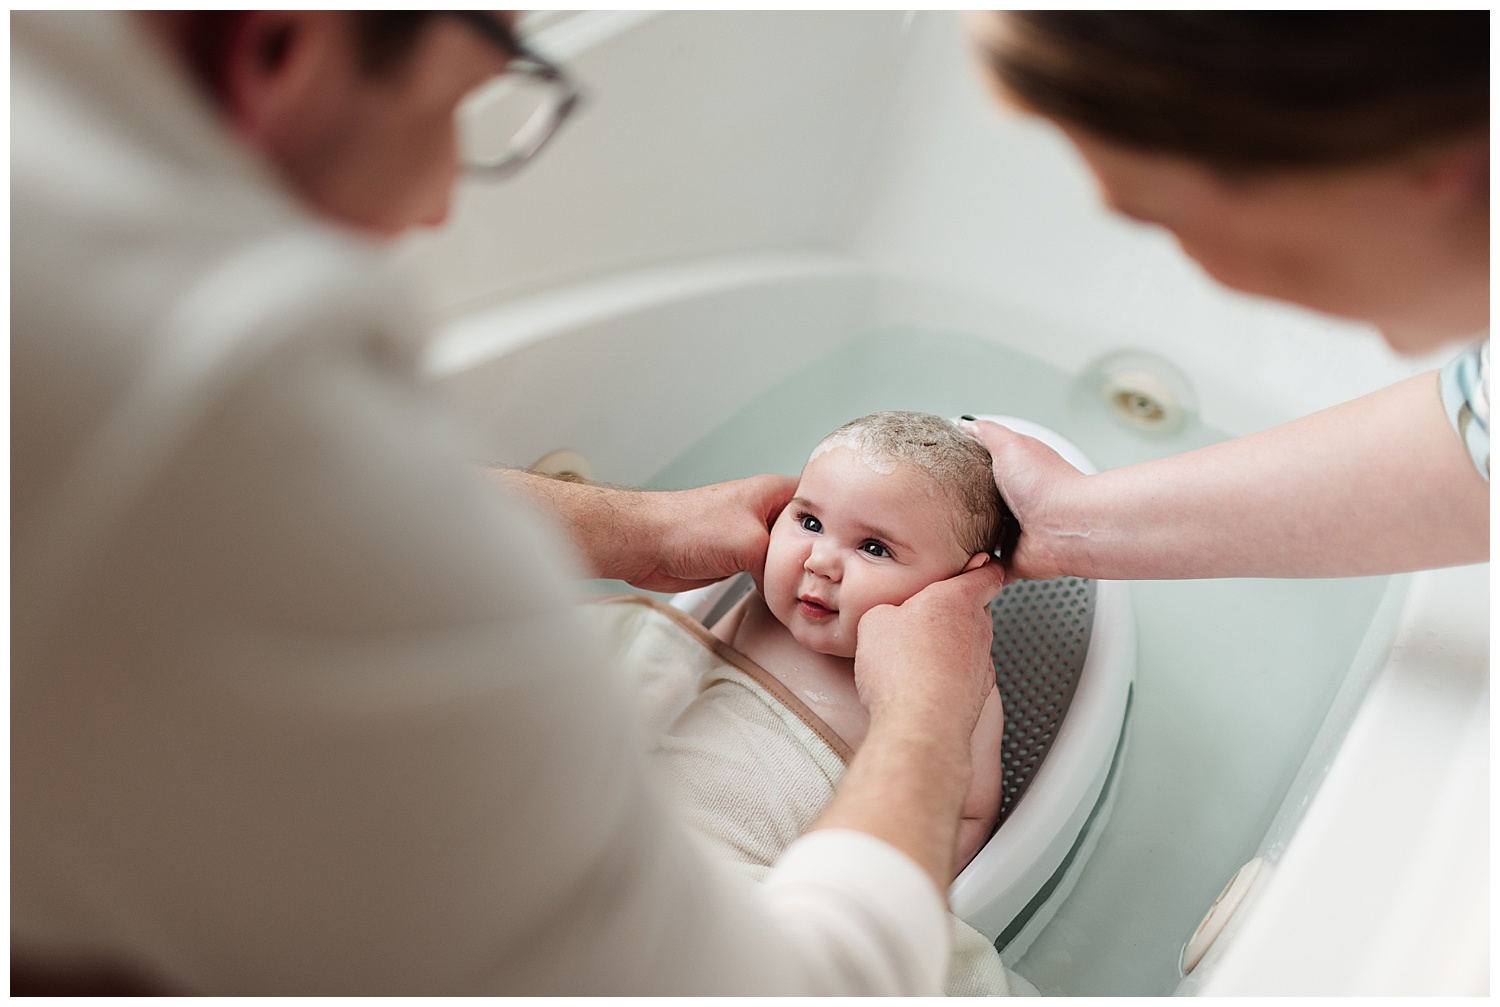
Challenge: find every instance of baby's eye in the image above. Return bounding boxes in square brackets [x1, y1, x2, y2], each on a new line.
[799, 514, 823, 533]
[861, 540, 891, 559]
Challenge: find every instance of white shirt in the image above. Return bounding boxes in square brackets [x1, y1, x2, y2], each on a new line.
[10, 12, 950, 995]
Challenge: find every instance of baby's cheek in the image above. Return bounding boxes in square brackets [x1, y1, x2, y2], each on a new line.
[762, 538, 799, 615]
[836, 613, 862, 658]
[829, 596, 869, 654]
[860, 572, 926, 613]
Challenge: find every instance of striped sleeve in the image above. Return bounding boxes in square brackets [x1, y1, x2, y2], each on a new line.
[1439, 340, 1489, 482]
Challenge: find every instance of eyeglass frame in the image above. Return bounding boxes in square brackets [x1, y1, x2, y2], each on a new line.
[446, 10, 582, 180]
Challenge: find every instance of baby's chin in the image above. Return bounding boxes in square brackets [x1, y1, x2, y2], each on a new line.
[787, 621, 857, 660]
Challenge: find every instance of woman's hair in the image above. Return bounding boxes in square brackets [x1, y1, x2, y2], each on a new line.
[976, 12, 1489, 171]
[814, 411, 1021, 560]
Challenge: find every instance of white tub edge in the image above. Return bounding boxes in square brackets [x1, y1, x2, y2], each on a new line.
[424, 250, 863, 379]
[1185, 561, 1489, 996]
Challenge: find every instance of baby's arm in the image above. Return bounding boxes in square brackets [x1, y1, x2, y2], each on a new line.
[955, 685, 1004, 873]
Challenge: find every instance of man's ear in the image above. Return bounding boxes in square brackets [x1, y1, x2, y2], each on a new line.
[221, 10, 343, 149]
[1415, 138, 1489, 205]
[961, 551, 994, 574]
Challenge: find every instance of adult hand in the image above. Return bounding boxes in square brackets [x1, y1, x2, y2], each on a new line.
[964, 419, 1088, 583]
[495, 469, 797, 593]
[853, 558, 1009, 740]
[627, 474, 798, 593]
[820, 558, 1008, 890]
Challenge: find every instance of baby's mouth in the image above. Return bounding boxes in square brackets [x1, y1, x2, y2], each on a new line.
[796, 595, 836, 619]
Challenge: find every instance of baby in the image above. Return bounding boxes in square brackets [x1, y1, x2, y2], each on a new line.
[708, 410, 1017, 869]
[597, 411, 1024, 995]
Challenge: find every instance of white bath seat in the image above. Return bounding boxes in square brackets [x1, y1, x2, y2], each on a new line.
[671, 415, 1135, 955]
[949, 417, 1135, 954]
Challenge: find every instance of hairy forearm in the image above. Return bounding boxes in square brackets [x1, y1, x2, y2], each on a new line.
[493, 468, 649, 581]
[812, 718, 974, 893]
[1039, 372, 1488, 580]
[493, 467, 796, 592]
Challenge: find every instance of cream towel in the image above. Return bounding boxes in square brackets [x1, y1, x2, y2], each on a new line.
[593, 596, 1036, 997]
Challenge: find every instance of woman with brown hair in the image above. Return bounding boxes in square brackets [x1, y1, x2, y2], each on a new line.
[963, 12, 1487, 582]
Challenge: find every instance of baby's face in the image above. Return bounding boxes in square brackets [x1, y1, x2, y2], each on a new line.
[763, 445, 974, 659]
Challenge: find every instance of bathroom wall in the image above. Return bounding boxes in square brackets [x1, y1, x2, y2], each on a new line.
[398, 11, 909, 318]
[399, 11, 1456, 436]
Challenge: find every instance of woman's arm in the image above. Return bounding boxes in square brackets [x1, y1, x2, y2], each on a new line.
[972, 370, 1488, 582]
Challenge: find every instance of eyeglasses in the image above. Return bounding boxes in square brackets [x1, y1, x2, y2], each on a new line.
[448, 11, 581, 180]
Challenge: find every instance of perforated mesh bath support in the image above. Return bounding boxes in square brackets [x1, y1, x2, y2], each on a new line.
[991, 576, 1096, 825]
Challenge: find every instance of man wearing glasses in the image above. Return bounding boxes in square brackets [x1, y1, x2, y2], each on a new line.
[12, 12, 1007, 994]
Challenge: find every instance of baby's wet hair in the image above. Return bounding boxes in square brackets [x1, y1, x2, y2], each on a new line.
[814, 411, 1021, 561]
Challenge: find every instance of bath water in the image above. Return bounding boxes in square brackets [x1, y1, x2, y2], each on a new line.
[646, 326, 1389, 997]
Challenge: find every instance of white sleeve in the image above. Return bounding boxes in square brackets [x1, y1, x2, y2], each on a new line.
[759, 830, 952, 995]
[12, 304, 951, 995]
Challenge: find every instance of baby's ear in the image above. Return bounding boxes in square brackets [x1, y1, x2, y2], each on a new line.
[961, 552, 992, 573]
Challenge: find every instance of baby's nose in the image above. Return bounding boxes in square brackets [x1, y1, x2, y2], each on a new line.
[804, 541, 840, 579]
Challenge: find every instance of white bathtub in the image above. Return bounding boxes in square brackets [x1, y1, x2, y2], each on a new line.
[398, 12, 1489, 996]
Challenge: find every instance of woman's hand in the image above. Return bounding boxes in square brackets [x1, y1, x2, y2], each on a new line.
[963, 419, 1089, 583]
[965, 372, 1488, 582]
